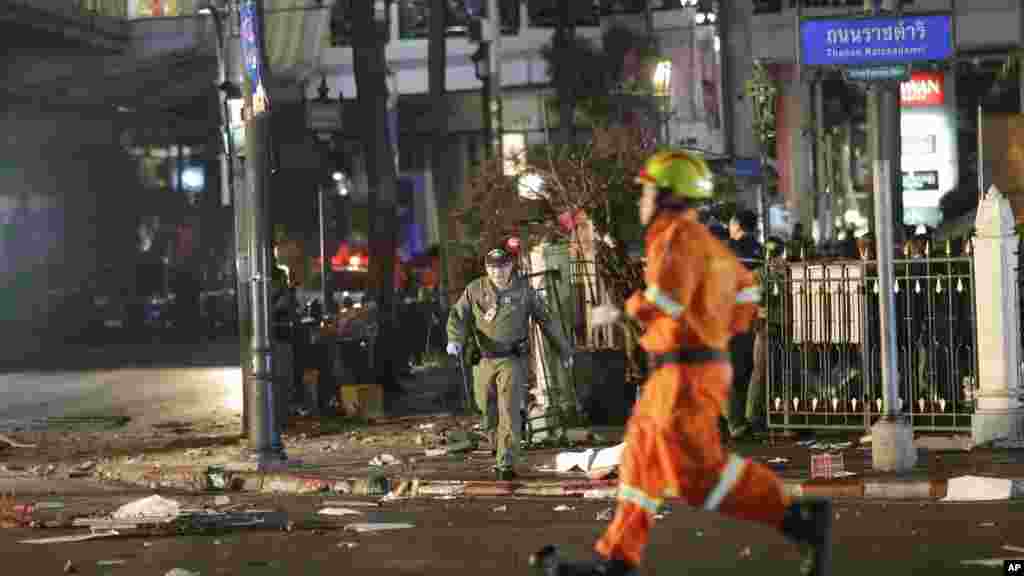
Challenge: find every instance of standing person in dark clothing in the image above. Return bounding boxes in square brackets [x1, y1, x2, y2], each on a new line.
[726, 209, 763, 438]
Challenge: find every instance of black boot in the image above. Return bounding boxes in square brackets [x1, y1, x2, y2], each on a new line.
[529, 545, 636, 576]
[780, 498, 832, 576]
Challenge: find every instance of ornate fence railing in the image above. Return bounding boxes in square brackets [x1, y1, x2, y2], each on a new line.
[762, 256, 977, 432]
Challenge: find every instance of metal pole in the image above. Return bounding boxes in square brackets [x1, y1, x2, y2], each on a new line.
[239, 0, 284, 462]
[977, 103, 985, 196]
[318, 179, 329, 318]
[487, 0, 502, 157]
[866, 0, 901, 420]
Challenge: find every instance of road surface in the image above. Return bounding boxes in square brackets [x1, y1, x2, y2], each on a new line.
[0, 339, 244, 434]
[0, 492, 1020, 575]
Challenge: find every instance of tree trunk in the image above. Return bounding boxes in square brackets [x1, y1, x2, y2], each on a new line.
[351, 0, 400, 401]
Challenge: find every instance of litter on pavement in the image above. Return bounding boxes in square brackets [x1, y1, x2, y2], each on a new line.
[322, 500, 380, 508]
[553, 505, 574, 512]
[554, 443, 624, 478]
[344, 522, 415, 533]
[113, 495, 181, 521]
[941, 476, 1014, 502]
[596, 508, 614, 521]
[368, 454, 401, 466]
[164, 569, 201, 576]
[766, 457, 789, 464]
[318, 508, 364, 517]
[492, 505, 508, 512]
[96, 560, 127, 567]
[19, 530, 120, 544]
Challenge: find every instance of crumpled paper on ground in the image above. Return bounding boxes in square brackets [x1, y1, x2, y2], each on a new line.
[112, 495, 181, 520]
[554, 443, 625, 479]
[941, 475, 1014, 502]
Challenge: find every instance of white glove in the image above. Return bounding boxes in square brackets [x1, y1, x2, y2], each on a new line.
[562, 354, 574, 370]
[446, 342, 462, 357]
[591, 304, 622, 327]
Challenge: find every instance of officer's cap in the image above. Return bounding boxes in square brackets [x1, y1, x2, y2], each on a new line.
[485, 248, 513, 266]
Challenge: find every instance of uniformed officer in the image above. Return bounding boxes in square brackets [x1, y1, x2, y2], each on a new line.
[447, 246, 573, 481]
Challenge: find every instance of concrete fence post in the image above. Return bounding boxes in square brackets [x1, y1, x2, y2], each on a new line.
[972, 185, 1024, 445]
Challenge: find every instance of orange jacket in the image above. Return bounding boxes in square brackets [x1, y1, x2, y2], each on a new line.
[625, 214, 760, 354]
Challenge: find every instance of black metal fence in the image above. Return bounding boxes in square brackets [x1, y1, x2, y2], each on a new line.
[762, 256, 977, 432]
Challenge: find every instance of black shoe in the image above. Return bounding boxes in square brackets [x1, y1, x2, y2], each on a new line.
[529, 546, 637, 576]
[496, 468, 517, 481]
[781, 498, 832, 576]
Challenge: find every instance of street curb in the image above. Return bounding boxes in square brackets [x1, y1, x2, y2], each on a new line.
[98, 464, 1024, 502]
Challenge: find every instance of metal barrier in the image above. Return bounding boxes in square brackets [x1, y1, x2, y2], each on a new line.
[763, 256, 977, 432]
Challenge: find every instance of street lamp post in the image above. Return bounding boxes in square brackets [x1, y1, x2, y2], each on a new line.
[306, 74, 345, 322]
[653, 59, 672, 145]
[202, 0, 250, 434]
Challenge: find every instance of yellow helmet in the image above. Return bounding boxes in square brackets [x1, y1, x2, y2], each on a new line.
[635, 150, 715, 200]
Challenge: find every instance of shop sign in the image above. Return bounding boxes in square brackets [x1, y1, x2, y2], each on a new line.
[800, 13, 953, 67]
[902, 170, 939, 191]
[900, 72, 944, 107]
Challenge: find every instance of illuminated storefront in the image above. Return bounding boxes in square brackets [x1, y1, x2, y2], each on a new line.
[900, 70, 957, 228]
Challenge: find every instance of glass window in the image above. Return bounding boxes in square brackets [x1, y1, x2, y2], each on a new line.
[331, 0, 393, 46]
[398, 0, 518, 39]
[528, 0, 598, 28]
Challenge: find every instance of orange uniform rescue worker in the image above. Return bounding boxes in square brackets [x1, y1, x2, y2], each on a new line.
[529, 150, 832, 576]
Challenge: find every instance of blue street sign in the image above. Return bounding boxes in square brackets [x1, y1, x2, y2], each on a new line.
[800, 13, 953, 67]
[734, 158, 761, 178]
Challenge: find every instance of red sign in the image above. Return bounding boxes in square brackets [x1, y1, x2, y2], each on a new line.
[900, 72, 944, 107]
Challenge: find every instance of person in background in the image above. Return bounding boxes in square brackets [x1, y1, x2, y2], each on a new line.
[726, 209, 764, 439]
[446, 245, 573, 481]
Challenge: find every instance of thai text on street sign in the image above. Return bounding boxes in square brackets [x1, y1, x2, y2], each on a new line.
[239, 0, 269, 116]
[843, 64, 910, 82]
[800, 13, 953, 67]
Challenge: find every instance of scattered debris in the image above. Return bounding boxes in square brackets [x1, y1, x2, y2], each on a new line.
[344, 523, 415, 533]
[978, 521, 997, 528]
[554, 443, 625, 478]
[418, 423, 436, 431]
[766, 457, 789, 465]
[739, 546, 752, 559]
[125, 455, 145, 465]
[164, 569, 201, 576]
[63, 560, 77, 574]
[318, 508, 364, 517]
[206, 466, 228, 491]
[20, 530, 120, 544]
[338, 541, 360, 550]
[1005, 545, 1024, 554]
[0, 433, 36, 448]
[369, 454, 401, 467]
[113, 495, 181, 521]
[960, 559, 1014, 568]
[492, 505, 508, 512]
[695, 529, 704, 537]
[810, 453, 845, 480]
[942, 476, 1014, 502]
[553, 505, 574, 512]
[322, 501, 381, 508]
[596, 508, 614, 521]
[96, 560, 127, 567]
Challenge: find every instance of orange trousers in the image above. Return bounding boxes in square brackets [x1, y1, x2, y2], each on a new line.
[594, 361, 790, 567]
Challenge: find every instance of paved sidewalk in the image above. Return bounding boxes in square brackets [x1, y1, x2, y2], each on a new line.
[84, 420, 1024, 502]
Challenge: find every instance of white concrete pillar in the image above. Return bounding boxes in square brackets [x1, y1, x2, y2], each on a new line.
[972, 185, 1024, 445]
